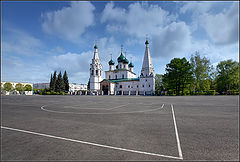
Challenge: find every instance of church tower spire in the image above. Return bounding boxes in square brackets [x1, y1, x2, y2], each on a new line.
[139, 36, 155, 95]
[90, 42, 102, 94]
[141, 36, 154, 77]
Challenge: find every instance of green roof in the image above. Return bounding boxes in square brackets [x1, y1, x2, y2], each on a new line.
[108, 78, 139, 83]
[129, 62, 134, 67]
[94, 44, 98, 49]
[108, 59, 115, 65]
[145, 40, 149, 45]
[123, 58, 129, 64]
[117, 53, 125, 62]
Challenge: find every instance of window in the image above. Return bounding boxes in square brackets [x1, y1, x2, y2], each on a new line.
[91, 70, 94, 75]
[120, 64, 122, 69]
[149, 85, 150, 87]
[109, 75, 111, 79]
[142, 85, 144, 87]
[128, 85, 130, 88]
[120, 85, 122, 88]
[96, 70, 98, 75]
[137, 85, 138, 88]
[146, 79, 147, 82]
[115, 75, 117, 79]
[122, 74, 124, 79]
[124, 65, 126, 69]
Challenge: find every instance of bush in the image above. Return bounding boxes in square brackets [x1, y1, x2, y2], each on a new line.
[206, 90, 215, 95]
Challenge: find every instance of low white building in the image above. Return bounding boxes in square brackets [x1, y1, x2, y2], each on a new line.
[1, 81, 33, 95]
[33, 83, 50, 89]
[69, 83, 87, 95]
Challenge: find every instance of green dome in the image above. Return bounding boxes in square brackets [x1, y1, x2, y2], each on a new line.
[123, 58, 129, 64]
[145, 40, 149, 45]
[129, 62, 134, 67]
[117, 53, 125, 62]
[108, 59, 115, 65]
[94, 44, 98, 49]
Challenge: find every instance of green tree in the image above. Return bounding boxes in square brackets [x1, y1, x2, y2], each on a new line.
[216, 60, 239, 94]
[56, 72, 65, 92]
[4, 82, 14, 92]
[52, 71, 57, 92]
[15, 83, 24, 93]
[155, 74, 165, 95]
[24, 84, 33, 91]
[163, 58, 193, 96]
[50, 73, 53, 91]
[63, 70, 69, 92]
[190, 52, 211, 92]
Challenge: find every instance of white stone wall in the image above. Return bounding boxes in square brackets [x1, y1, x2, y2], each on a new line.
[139, 76, 155, 95]
[105, 70, 136, 80]
[115, 81, 139, 94]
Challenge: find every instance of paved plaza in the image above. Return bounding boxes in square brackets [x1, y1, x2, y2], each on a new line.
[1, 95, 239, 161]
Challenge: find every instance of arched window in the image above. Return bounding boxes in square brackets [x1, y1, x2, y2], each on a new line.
[115, 75, 117, 79]
[149, 85, 150, 87]
[109, 75, 111, 79]
[96, 70, 98, 75]
[120, 64, 122, 69]
[91, 70, 94, 75]
[122, 74, 124, 79]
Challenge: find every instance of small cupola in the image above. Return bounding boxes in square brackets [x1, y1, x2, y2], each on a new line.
[108, 59, 115, 65]
[129, 62, 134, 67]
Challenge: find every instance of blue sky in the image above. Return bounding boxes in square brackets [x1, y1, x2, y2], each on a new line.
[1, 1, 239, 84]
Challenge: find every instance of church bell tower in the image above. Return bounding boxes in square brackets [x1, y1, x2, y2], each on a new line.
[89, 43, 102, 94]
[139, 37, 155, 95]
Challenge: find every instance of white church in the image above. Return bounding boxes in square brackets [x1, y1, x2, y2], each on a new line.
[89, 39, 155, 95]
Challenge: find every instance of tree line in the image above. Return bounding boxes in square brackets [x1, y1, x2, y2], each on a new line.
[34, 70, 69, 95]
[155, 52, 239, 96]
[1, 82, 32, 93]
[50, 70, 69, 93]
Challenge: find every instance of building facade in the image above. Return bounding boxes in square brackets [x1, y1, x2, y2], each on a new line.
[89, 39, 155, 95]
[69, 83, 87, 95]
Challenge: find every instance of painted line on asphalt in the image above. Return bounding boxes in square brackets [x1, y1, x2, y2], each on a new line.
[171, 104, 183, 159]
[40, 104, 164, 115]
[64, 104, 129, 111]
[107, 104, 129, 110]
[1, 125, 182, 160]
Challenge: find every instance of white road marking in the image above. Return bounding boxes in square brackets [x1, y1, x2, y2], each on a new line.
[1, 126, 182, 160]
[171, 104, 183, 159]
[40, 104, 164, 115]
[107, 104, 129, 110]
[64, 104, 129, 111]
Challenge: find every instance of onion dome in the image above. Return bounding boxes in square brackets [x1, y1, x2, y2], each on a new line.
[145, 40, 149, 45]
[94, 44, 98, 49]
[123, 58, 129, 64]
[117, 53, 125, 62]
[129, 62, 134, 67]
[108, 59, 115, 65]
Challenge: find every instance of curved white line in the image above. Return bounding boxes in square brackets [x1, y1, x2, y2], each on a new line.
[40, 104, 164, 115]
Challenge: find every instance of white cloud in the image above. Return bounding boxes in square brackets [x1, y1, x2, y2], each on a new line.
[152, 22, 191, 59]
[41, 1, 95, 43]
[47, 51, 92, 83]
[2, 28, 43, 56]
[180, 2, 212, 14]
[101, 2, 191, 59]
[200, 3, 239, 45]
[101, 2, 176, 38]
